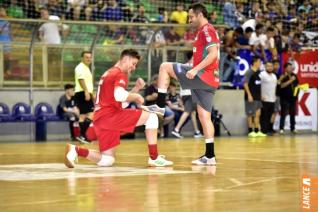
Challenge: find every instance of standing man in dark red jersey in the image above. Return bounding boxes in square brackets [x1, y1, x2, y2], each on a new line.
[64, 49, 173, 168]
[148, 3, 220, 165]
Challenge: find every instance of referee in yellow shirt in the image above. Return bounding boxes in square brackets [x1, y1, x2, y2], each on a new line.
[74, 51, 94, 143]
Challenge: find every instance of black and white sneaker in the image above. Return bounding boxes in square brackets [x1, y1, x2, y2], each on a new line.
[192, 155, 216, 165]
[171, 129, 183, 138]
[76, 136, 89, 144]
[194, 132, 203, 138]
[141, 104, 165, 117]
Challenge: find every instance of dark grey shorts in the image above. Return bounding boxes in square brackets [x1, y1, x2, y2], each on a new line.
[173, 63, 216, 112]
[182, 96, 196, 113]
[245, 101, 262, 116]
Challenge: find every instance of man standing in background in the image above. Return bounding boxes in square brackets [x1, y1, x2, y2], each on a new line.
[259, 61, 277, 135]
[74, 51, 94, 143]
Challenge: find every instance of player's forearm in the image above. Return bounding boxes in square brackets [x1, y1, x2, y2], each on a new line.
[130, 86, 140, 94]
[126, 93, 140, 103]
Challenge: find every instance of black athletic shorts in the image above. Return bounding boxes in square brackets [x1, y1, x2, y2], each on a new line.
[74, 91, 94, 114]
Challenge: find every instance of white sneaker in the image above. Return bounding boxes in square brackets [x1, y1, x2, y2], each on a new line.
[148, 155, 173, 167]
[194, 132, 203, 138]
[64, 144, 78, 168]
[192, 156, 216, 166]
[171, 129, 184, 138]
[141, 104, 165, 117]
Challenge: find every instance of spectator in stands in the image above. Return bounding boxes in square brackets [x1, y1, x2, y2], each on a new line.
[243, 56, 266, 137]
[248, 1, 262, 19]
[7, 0, 24, 18]
[285, 5, 297, 22]
[235, 26, 253, 50]
[46, 0, 65, 19]
[157, 7, 168, 23]
[288, 33, 302, 52]
[91, 0, 107, 21]
[306, 7, 318, 30]
[259, 61, 277, 135]
[131, 4, 149, 23]
[235, 3, 246, 24]
[263, 26, 277, 60]
[170, 3, 188, 36]
[273, 21, 284, 55]
[249, 23, 267, 62]
[39, 8, 62, 44]
[103, 25, 126, 45]
[279, 62, 298, 134]
[144, 75, 174, 138]
[102, 0, 123, 21]
[298, 0, 312, 14]
[24, 0, 41, 19]
[209, 11, 218, 25]
[58, 84, 79, 141]
[67, 0, 85, 20]
[84, 0, 98, 21]
[74, 51, 94, 143]
[0, 6, 12, 78]
[165, 26, 183, 61]
[223, 1, 240, 29]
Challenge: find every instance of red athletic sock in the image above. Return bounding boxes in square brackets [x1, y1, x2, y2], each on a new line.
[148, 144, 158, 160]
[75, 146, 89, 157]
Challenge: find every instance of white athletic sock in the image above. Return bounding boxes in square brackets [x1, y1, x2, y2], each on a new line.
[158, 88, 167, 93]
[205, 138, 214, 143]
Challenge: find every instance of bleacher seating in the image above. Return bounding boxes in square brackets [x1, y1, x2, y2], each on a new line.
[11, 102, 34, 121]
[0, 103, 14, 122]
[34, 102, 60, 121]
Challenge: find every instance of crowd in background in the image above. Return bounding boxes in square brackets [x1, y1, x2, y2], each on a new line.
[1, 0, 316, 138]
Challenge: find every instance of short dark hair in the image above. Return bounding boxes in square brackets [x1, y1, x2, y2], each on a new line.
[120, 49, 141, 60]
[188, 3, 208, 19]
[81, 51, 92, 57]
[272, 59, 279, 64]
[252, 56, 261, 65]
[284, 62, 292, 69]
[265, 60, 273, 65]
[64, 84, 74, 90]
[267, 26, 275, 32]
[255, 23, 264, 31]
[245, 27, 254, 34]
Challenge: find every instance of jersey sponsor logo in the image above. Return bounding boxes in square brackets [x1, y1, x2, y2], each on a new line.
[255, 80, 261, 85]
[119, 79, 126, 86]
[206, 36, 212, 42]
[193, 47, 196, 52]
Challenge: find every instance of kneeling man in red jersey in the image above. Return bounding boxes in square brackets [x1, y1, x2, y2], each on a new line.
[64, 49, 173, 168]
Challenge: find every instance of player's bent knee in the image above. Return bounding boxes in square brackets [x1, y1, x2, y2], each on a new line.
[145, 113, 158, 129]
[97, 154, 115, 167]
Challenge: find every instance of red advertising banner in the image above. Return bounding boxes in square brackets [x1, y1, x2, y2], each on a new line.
[282, 50, 318, 87]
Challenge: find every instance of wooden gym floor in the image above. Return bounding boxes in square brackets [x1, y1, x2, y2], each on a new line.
[0, 134, 317, 212]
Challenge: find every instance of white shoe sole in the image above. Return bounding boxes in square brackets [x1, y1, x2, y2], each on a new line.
[140, 105, 164, 117]
[64, 144, 75, 168]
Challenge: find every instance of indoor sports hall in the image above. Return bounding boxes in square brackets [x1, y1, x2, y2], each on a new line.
[0, 1, 317, 211]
